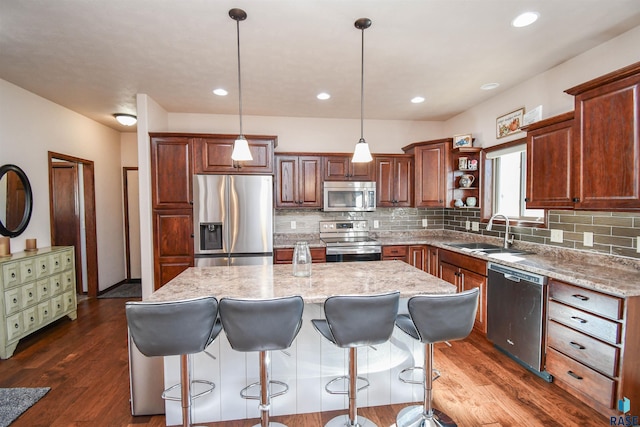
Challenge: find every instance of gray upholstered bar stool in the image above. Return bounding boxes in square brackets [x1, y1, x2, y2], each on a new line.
[394, 288, 479, 427]
[312, 291, 400, 427]
[219, 295, 304, 427]
[125, 296, 223, 427]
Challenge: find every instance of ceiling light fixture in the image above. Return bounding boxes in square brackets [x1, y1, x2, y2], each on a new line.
[512, 11, 539, 28]
[113, 113, 137, 126]
[352, 17, 373, 164]
[317, 92, 331, 100]
[411, 96, 425, 104]
[480, 83, 500, 90]
[229, 8, 252, 161]
[213, 88, 228, 96]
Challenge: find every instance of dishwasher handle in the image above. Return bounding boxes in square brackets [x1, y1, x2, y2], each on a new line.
[504, 274, 521, 283]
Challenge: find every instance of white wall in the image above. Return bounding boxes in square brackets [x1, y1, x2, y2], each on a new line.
[444, 25, 640, 148]
[0, 78, 126, 291]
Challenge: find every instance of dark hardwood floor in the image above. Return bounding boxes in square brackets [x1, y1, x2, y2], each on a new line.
[0, 297, 607, 426]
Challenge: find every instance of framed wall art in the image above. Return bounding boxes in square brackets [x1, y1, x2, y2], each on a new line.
[453, 134, 473, 148]
[496, 108, 524, 138]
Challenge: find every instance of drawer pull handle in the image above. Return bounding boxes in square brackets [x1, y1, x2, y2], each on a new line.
[11, 272, 16, 278]
[567, 370, 583, 380]
[572, 294, 589, 301]
[569, 341, 586, 350]
[570, 316, 587, 324]
[27, 268, 32, 274]
[12, 298, 18, 304]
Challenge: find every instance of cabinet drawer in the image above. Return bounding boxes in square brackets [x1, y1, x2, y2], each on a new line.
[38, 301, 52, 325]
[50, 274, 63, 295]
[52, 295, 65, 317]
[62, 271, 75, 292]
[549, 279, 622, 320]
[438, 249, 486, 276]
[6, 313, 23, 341]
[20, 259, 36, 283]
[4, 288, 21, 316]
[547, 320, 618, 377]
[62, 249, 74, 270]
[23, 307, 38, 333]
[36, 257, 50, 278]
[548, 301, 620, 345]
[49, 253, 63, 273]
[21, 283, 37, 307]
[274, 248, 326, 264]
[36, 279, 51, 301]
[546, 347, 616, 409]
[2, 263, 20, 288]
[63, 291, 76, 313]
[382, 245, 408, 257]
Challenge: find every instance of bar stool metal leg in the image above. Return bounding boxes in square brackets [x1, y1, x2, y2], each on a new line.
[180, 354, 191, 427]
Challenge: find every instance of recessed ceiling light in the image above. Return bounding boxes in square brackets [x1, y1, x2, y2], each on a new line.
[317, 92, 331, 100]
[480, 83, 500, 90]
[411, 96, 425, 104]
[213, 88, 228, 96]
[512, 11, 539, 28]
[113, 113, 137, 126]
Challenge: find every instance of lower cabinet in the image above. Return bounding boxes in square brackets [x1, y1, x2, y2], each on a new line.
[1, 247, 77, 359]
[438, 249, 487, 334]
[546, 279, 639, 416]
[273, 247, 326, 264]
[382, 245, 408, 262]
[152, 209, 194, 289]
[383, 245, 438, 275]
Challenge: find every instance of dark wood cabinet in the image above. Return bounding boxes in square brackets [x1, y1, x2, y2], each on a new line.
[382, 245, 408, 262]
[565, 62, 640, 210]
[375, 155, 413, 207]
[322, 154, 374, 181]
[193, 134, 276, 174]
[152, 209, 193, 289]
[275, 154, 322, 208]
[451, 147, 482, 208]
[523, 112, 575, 209]
[408, 245, 426, 270]
[150, 136, 192, 209]
[438, 249, 487, 334]
[403, 139, 450, 207]
[273, 247, 326, 264]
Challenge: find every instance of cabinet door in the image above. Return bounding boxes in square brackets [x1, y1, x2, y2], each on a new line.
[408, 245, 426, 271]
[438, 261, 458, 288]
[573, 74, 640, 210]
[323, 155, 374, 181]
[350, 160, 375, 181]
[298, 156, 322, 207]
[376, 156, 395, 206]
[150, 136, 192, 209]
[152, 209, 194, 289]
[526, 114, 575, 208]
[376, 156, 413, 207]
[460, 268, 487, 333]
[415, 143, 447, 207]
[426, 246, 438, 276]
[194, 136, 275, 174]
[275, 156, 299, 207]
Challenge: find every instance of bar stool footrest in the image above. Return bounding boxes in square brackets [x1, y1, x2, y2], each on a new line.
[162, 379, 216, 402]
[324, 375, 370, 395]
[398, 367, 441, 385]
[240, 380, 289, 400]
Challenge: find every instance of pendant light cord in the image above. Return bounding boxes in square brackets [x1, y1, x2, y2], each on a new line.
[360, 27, 364, 142]
[236, 18, 243, 135]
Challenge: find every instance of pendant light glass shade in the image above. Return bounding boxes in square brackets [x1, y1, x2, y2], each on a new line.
[352, 18, 372, 163]
[229, 8, 253, 162]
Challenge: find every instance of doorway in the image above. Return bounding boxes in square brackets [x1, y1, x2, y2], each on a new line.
[48, 152, 99, 298]
[123, 167, 141, 281]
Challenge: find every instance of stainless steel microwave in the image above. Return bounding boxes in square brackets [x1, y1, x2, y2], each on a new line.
[323, 181, 376, 212]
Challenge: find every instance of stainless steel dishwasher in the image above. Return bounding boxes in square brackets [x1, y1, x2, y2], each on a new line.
[487, 262, 552, 381]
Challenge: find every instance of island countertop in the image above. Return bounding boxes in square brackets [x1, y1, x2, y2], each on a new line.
[148, 260, 456, 303]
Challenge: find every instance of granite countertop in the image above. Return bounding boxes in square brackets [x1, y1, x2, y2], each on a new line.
[149, 260, 456, 303]
[275, 230, 640, 297]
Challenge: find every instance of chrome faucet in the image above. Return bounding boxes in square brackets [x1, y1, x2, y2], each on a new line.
[486, 213, 514, 248]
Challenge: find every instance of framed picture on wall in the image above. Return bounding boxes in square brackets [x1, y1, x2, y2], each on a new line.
[453, 134, 473, 148]
[496, 108, 525, 138]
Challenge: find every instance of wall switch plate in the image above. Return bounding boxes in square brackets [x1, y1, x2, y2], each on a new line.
[472, 221, 479, 232]
[465, 220, 471, 231]
[373, 220, 379, 229]
[583, 231, 594, 247]
[290, 221, 296, 230]
[422, 219, 428, 227]
[550, 229, 563, 243]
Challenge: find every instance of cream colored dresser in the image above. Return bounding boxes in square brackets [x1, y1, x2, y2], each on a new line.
[0, 246, 77, 359]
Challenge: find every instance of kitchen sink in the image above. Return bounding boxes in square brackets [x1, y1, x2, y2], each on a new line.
[445, 242, 530, 255]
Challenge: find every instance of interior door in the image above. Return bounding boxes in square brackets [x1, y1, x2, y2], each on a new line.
[124, 167, 141, 280]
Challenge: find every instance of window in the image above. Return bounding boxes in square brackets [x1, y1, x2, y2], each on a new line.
[486, 142, 545, 223]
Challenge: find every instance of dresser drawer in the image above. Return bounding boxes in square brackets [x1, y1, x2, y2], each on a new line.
[549, 279, 622, 320]
[20, 259, 36, 284]
[546, 347, 616, 409]
[36, 279, 51, 302]
[547, 320, 619, 377]
[35, 257, 50, 278]
[21, 283, 37, 307]
[23, 307, 38, 333]
[6, 313, 23, 342]
[4, 288, 21, 316]
[2, 263, 20, 288]
[548, 300, 621, 344]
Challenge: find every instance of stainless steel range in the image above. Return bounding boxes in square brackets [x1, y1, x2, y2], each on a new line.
[320, 220, 381, 262]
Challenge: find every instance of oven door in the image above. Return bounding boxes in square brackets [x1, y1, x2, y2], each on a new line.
[325, 246, 381, 262]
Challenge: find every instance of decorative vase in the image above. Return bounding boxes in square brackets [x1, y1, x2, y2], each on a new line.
[293, 241, 312, 277]
[459, 174, 475, 188]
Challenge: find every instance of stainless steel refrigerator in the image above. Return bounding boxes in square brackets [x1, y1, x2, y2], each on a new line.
[193, 174, 273, 266]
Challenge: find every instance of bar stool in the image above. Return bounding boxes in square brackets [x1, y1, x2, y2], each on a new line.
[219, 295, 304, 427]
[312, 291, 400, 427]
[394, 288, 479, 427]
[125, 296, 223, 427]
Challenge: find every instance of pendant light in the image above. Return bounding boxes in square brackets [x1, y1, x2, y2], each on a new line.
[229, 8, 253, 161]
[352, 17, 373, 163]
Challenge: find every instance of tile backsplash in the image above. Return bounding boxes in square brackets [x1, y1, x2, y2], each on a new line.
[275, 208, 640, 259]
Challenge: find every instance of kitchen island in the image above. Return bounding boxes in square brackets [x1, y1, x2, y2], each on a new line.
[145, 261, 456, 425]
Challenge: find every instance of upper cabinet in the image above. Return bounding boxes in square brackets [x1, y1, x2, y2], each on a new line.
[564, 62, 640, 210]
[150, 135, 193, 209]
[193, 134, 277, 174]
[523, 112, 575, 209]
[374, 154, 413, 207]
[275, 154, 322, 208]
[322, 154, 374, 181]
[403, 139, 450, 207]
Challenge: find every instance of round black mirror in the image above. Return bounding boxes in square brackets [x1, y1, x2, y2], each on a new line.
[0, 164, 33, 238]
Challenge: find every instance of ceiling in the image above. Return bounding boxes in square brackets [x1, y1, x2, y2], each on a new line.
[2, 1, 640, 132]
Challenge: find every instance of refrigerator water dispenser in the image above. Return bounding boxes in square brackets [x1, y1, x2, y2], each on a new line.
[199, 222, 223, 251]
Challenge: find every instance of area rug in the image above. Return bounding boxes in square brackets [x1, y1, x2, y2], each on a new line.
[98, 281, 142, 299]
[0, 387, 50, 427]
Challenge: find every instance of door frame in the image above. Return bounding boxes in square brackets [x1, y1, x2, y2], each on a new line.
[48, 152, 99, 298]
[123, 167, 139, 281]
